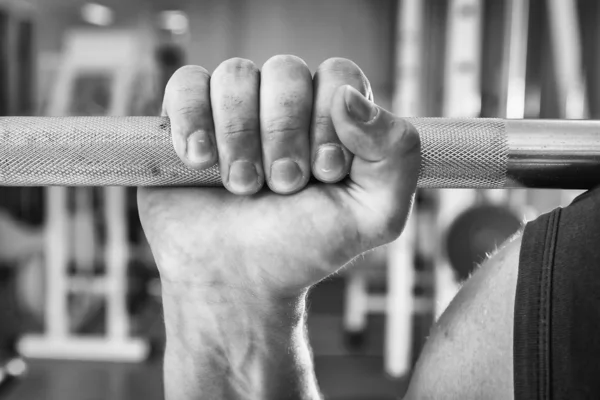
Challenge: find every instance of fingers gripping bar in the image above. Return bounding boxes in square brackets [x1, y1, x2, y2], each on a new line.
[0, 117, 598, 189]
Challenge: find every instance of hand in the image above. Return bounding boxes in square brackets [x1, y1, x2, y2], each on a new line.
[137, 55, 420, 302]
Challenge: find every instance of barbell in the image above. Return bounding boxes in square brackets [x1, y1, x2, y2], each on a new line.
[0, 117, 599, 189]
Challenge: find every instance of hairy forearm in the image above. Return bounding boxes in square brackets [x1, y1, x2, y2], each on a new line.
[161, 283, 322, 400]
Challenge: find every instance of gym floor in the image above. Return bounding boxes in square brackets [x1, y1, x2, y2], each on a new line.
[0, 276, 423, 400]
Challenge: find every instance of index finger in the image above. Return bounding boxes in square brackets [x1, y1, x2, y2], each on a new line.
[163, 65, 218, 170]
[310, 58, 373, 183]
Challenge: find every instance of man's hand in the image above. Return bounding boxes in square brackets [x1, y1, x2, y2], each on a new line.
[137, 55, 420, 400]
[138, 55, 419, 298]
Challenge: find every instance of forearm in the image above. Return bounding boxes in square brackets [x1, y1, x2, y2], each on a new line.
[161, 283, 322, 400]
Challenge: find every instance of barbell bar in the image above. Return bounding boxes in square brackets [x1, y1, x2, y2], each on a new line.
[0, 117, 599, 189]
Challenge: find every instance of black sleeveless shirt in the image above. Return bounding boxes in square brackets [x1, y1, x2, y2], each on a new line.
[514, 187, 600, 399]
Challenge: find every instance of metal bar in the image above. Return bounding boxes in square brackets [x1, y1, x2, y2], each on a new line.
[1, 116, 600, 189]
[505, 119, 600, 188]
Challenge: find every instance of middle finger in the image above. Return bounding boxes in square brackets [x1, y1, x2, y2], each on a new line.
[260, 55, 313, 195]
[211, 58, 263, 195]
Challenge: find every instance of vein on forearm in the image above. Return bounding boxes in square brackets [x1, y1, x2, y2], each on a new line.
[162, 289, 321, 400]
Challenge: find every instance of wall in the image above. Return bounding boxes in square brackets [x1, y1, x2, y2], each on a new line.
[185, 0, 396, 108]
[27, 0, 396, 110]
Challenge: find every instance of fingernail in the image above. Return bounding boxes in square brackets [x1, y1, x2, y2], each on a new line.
[270, 159, 302, 193]
[187, 130, 215, 165]
[315, 145, 345, 181]
[229, 161, 259, 194]
[344, 86, 378, 122]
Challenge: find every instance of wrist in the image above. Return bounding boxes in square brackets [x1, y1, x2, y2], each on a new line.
[160, 279, 307, 326]
[161, 282, 320, 400]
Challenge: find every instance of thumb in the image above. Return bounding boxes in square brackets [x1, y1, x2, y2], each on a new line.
[330, 85, 421, 243]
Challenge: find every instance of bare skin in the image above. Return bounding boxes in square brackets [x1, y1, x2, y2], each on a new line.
[138, 56, 520, 400]
[405, 233, 521, 399]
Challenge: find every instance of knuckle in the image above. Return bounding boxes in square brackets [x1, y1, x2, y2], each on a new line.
[263, 54, 308, 70]
[214, 57, 258, 79]
[170, 65, 211, 87]
[175, 105, 197, 118]
[221, 118, 258, 141]
[216, 93, 247, 112]
[392, 119, 421, 154]
[276, 91, 304, 108]
[318, 57, 354, 71]
[165, 66, 211, 104]
[170, 98, 212, 128]
[316, 57, 370, 94]
[263, 117, 304, 142]
[176, 101, 211, 118]
[313, 114, 332, 131]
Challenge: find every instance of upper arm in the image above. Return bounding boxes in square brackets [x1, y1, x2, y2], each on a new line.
[403, 232, 522, 400]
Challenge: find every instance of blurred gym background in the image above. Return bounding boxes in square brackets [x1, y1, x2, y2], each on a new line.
[0, 0, 596, 399]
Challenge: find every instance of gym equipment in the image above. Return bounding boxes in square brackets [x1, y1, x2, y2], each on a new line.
[342, 248, 387, 348]
[1, 117, 600, 189]
[495, 0, 531, 211]
[16, 30, 157, 362]
[0, 1, 35, 118]
[0, 8, 8, 118]
[14, 253, 99, 332]
[445, 204, 522, 281]
[547, 0, 587, 120]
[501, 0, 530, 120]
[546, 0, 587, 208]
[437, 0, 530, 286]
[0, 357, 27, 396]
[433, 0, 484, 320]
[383, 0, 425, 377]
[592, 1, 600, 120]
[14, 252, 157, 330]
[515, 0, 589, 217]
[0, 210, 43, 265]
[343, 0, 428, 377]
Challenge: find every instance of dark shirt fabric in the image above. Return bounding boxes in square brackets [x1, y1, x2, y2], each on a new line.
[514, 187, 600, 400]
